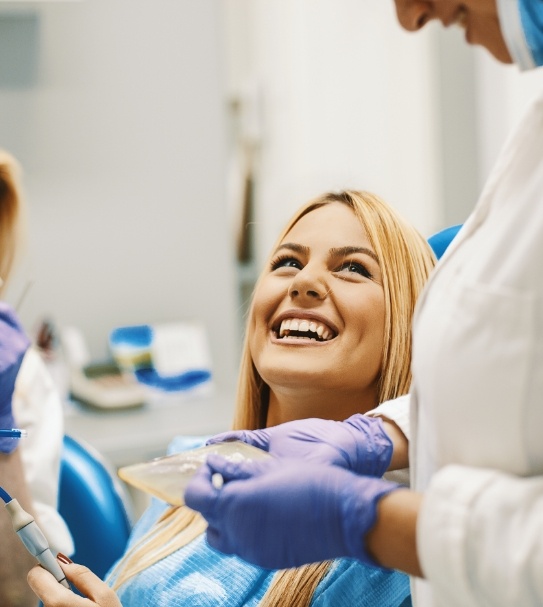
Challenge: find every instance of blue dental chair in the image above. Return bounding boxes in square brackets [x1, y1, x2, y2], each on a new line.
[428, 224, 462, 259]
[58, 435, 133, 581]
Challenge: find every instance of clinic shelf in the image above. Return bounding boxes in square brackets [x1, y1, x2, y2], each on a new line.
[64, 389, 235, 469]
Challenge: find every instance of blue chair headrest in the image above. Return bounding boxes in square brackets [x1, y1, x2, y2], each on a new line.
[427, 224, 462, 260]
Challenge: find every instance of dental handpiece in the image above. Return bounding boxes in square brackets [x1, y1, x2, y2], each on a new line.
[4, 498, 70, 588]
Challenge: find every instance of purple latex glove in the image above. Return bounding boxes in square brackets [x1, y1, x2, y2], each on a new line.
[207, 414, 393, 477]
[185, 454, 400, 570]
[0, 303, 30, 453]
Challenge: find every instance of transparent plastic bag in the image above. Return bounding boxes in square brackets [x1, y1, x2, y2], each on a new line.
[118, 441, 271, 506]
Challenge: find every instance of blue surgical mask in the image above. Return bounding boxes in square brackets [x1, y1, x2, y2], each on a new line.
[497, 0, 543, 70]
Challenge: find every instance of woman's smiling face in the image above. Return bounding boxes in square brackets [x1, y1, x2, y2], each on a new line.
[249, 202, 386, 414]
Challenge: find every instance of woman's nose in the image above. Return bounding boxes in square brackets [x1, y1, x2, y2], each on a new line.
[288, 268, 327, 302]
[394, 0, 433, 32]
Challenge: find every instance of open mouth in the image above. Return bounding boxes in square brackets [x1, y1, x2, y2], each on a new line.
[272, 318, 337, 342]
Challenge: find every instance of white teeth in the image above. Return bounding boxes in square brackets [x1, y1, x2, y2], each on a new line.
[277, 317, 335, 341]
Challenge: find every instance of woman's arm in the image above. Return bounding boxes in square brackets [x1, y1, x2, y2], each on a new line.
[0, 448, 41, 607]
[0, 304, 36, 606]
[365, 487, 422, 576]
[14, 349, 74, 555]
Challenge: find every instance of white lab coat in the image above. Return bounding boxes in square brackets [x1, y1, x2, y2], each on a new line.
[406, 86, 543, 606]
[13, 347, 74, 555]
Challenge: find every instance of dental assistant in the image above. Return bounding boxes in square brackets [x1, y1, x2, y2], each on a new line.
[0, 150, 72, 607]
[185, 2, 543, 606]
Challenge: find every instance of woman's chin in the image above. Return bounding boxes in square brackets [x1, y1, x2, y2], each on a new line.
[262, 364, 333, 391]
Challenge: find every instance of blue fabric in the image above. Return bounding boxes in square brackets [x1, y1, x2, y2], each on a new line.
[519, 0, 543, 66]
[107, 437, 411, 607]
[427, 224, 462, 260]
[311, 560, 411, 607]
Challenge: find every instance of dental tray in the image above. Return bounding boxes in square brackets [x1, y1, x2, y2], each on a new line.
[118, 441, 271, 506]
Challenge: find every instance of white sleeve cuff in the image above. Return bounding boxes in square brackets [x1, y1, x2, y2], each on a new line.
[366, 394, 411, 440]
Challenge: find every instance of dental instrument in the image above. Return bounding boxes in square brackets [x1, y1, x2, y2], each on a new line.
[0, 485, 70, 588]
[0, 428, 28, 439]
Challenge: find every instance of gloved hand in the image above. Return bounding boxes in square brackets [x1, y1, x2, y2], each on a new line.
[185, 454, 400, 570]
[207, 414, 393, 477]
[0, 302, 30, 453]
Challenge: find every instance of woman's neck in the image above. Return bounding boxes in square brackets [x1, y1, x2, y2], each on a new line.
[265, 385, 378, 427]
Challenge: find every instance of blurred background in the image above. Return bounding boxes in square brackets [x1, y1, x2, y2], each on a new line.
[0, 0, 541, 404]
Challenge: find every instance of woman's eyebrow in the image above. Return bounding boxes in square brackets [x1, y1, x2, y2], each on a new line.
[273, 242, 309, 255]
[330, 246, 379, 264]
[274, 243, 379, 264]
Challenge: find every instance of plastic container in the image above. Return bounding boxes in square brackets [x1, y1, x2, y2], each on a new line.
[118, 441, 271, 506]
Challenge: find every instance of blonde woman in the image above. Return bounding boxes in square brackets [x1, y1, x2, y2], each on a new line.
[29, 190, 435, 607]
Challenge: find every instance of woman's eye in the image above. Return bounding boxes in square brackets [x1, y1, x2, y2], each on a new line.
[337, 261, 372, 279]
[271, 256, 302, 271]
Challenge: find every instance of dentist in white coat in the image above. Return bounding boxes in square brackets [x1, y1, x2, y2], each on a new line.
[181, 2, 543, 607]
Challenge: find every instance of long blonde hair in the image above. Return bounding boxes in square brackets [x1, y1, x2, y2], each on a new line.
[234, 190, 435, 429]
[0, 150, 26, 297]
[111, 190, 435, 605]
